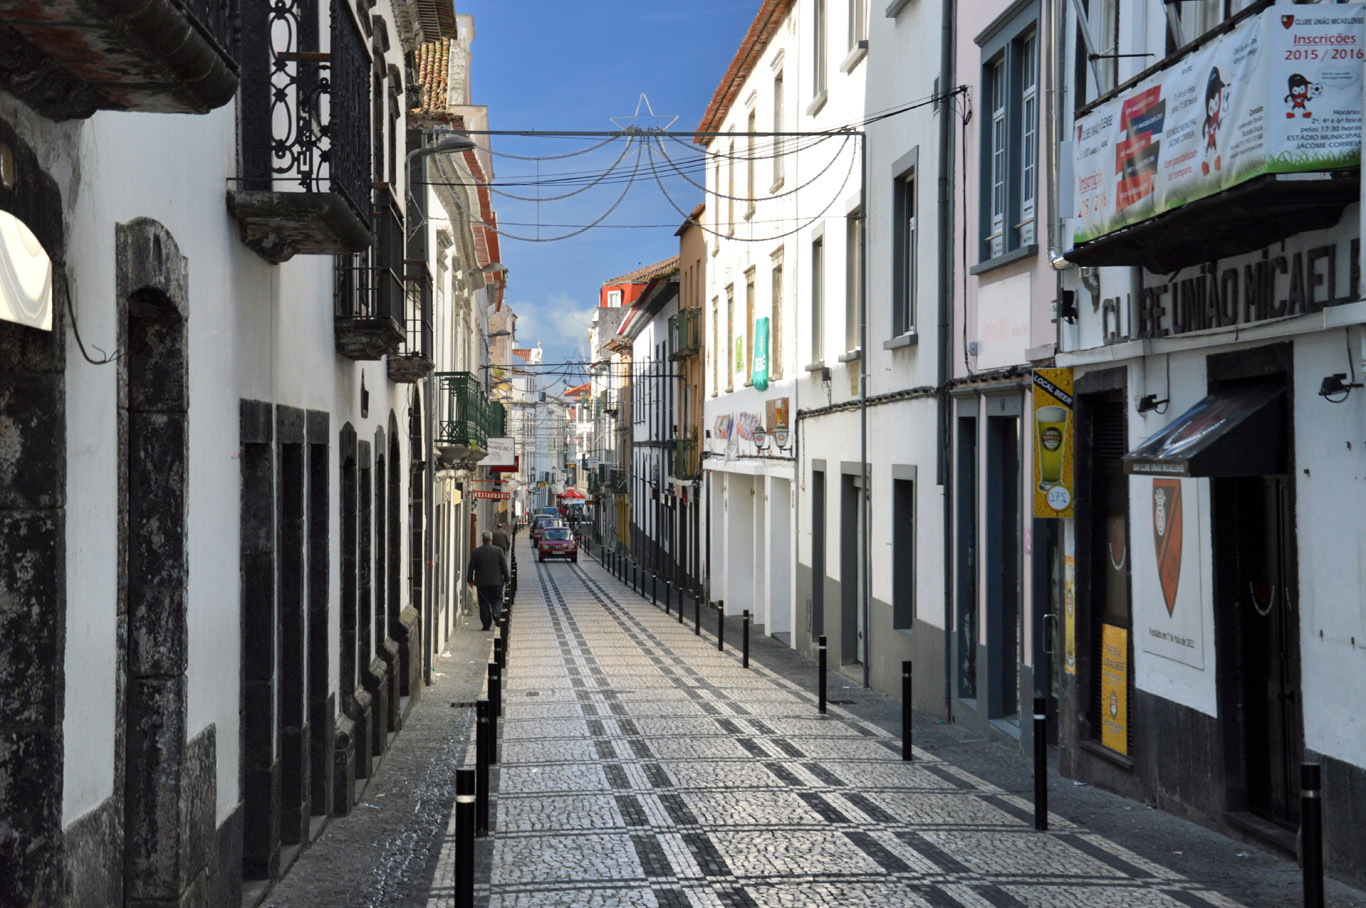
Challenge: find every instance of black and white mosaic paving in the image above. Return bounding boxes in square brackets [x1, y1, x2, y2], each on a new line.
[429, 547, 1248, 908]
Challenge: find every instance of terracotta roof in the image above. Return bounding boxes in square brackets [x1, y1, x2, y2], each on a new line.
[696, 0, 795, 144]
[676, 202, 706, 237]
[603, 255, 680, 287]
[413, 39, 450, 114]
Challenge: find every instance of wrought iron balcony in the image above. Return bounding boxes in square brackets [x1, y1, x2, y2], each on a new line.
[335, 187, 405, 360]
[387, 261, 434, 382]
[673, 435, 700, 481]
[669, 307, 701, 360]
[435, 371, 489, 467]
[603, 388, 618, 413]
[607, 467, 627, 493]
[0, 0, 239, 120]
[227, 0, 371, 263]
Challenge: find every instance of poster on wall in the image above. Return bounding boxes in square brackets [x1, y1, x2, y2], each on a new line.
[1073, 4, 1365, 247]
[1140, 477, 1207, 669]
[1100, 624, 1129, 755]
[1032, 369, 1075, 518]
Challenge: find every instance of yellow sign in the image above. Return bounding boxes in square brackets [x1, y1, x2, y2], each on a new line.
[1032, 368, 1075, 518]
[1064, 555, 1076, 676]
[1100, 624, 1128, 755]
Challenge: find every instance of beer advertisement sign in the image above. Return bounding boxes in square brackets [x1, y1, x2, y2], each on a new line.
[1100, 624, 1130, 755]
[1032, 369, 1075, 518]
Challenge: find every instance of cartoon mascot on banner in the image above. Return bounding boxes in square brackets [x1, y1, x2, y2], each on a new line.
[1202, 67, 1230, 176]
[1284, 73, 1321, 118]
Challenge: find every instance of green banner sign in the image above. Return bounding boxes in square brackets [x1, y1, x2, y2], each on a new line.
[751, 317, 770, 391]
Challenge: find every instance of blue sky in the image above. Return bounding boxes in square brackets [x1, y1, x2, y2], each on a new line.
[453, 0, 761, 391]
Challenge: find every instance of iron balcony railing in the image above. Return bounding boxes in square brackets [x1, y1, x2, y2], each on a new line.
[435, 372, 490, 451]
[673, 435, 700, 481]
[238, 0, 369, 224]
[402, 261, 433, 359]
[669, 307, 701, 359]
[178, 0, 238, 59]
[335, 188, 403, 322]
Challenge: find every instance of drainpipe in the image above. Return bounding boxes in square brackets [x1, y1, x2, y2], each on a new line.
[424, 375, 435, 685]
[938, 0, 957, 720]
[859, 130, 870, 690]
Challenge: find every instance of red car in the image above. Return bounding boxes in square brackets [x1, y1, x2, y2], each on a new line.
[537, 526, 578, 562]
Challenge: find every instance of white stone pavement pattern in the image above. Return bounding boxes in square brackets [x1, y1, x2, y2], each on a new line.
[422, 551, 1249, 908]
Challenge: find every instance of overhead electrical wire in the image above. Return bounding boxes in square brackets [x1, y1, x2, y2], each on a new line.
[419, 85, 961, 245]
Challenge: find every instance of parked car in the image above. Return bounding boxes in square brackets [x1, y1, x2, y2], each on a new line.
[530, 516, 565, 542]
[537, 526, 578, 562]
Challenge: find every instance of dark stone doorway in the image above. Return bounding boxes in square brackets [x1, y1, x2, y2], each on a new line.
[118, 218, 214, 906]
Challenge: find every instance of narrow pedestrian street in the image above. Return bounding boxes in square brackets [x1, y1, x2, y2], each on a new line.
[264, 537, 1364, 908]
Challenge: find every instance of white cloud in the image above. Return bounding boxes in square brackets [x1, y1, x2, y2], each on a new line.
[505, 291, 596, 366]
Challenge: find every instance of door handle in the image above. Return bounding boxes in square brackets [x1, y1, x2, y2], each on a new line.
[1042, 613, 1057, 655]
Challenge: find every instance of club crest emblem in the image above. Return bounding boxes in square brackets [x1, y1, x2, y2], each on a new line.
[1153, 479, 1183, 616]
[1282, 14, 1295, 28]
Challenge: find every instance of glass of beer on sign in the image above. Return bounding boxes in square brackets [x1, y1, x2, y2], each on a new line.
[1036, 406, 1068, 490]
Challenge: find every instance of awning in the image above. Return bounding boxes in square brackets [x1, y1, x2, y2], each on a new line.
[1124, 381, 1286, 478]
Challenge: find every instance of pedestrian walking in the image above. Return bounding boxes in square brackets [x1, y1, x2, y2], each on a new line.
[467, 531, 510, 630]
[492, 523, 511, 559]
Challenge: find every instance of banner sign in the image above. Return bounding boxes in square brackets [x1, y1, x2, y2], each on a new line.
[490, 456, 519, 474]
[0, 211, 53, 331]
[472, 491, 510, 500]
[486, 437, 516, 467]
[1073, 4, 1364, 247]
[1100, 624, 1129, 755]
[751, 317, 770, 391]
[1032, 368, 1075, 518]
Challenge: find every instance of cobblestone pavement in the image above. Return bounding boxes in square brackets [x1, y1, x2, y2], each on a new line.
[266, 539, 1365, 908]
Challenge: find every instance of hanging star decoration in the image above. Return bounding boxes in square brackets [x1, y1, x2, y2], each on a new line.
[609, 93, 679, 134]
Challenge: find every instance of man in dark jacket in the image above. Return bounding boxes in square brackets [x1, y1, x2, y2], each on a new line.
[492, 523, 511, 557]
[467, 531, 510, 630]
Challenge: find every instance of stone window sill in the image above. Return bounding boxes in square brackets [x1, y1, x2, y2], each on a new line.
[841, 41, 869, 73]
[806, 91, 828, 117]
[883, 331, 918, 350]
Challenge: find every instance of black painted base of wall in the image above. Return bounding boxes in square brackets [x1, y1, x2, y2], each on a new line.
[361, 659, 390, 760]
[64, 795, 122, 908]
[212, 805, 244, 908]
[333, 713, 357, 817]
[396, 607, 422, 701]
[1307, 748, 1366, 890]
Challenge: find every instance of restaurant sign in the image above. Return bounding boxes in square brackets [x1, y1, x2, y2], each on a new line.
[1073, 4, 1364, 247]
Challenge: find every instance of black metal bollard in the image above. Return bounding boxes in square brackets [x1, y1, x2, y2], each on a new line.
[475, 700, 490, 837]
[488, 662, 501, 763]
[1034, 696, 1048, 830]
[742, 610, 751, 668]
[1303, 763, 1324, 908]
[818, 635, 828, 714]
[652, 573, 658, 607]
[600, 546, 605, 568]
[677, 587, 684, 624]
[455, 768, 475, 908]
[902, 661, 913, 761]
[717, 600, 725, 652]
[695, 594, 701, 635]
[493, 635, 504, 672]
[664, 580, 671, 615]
